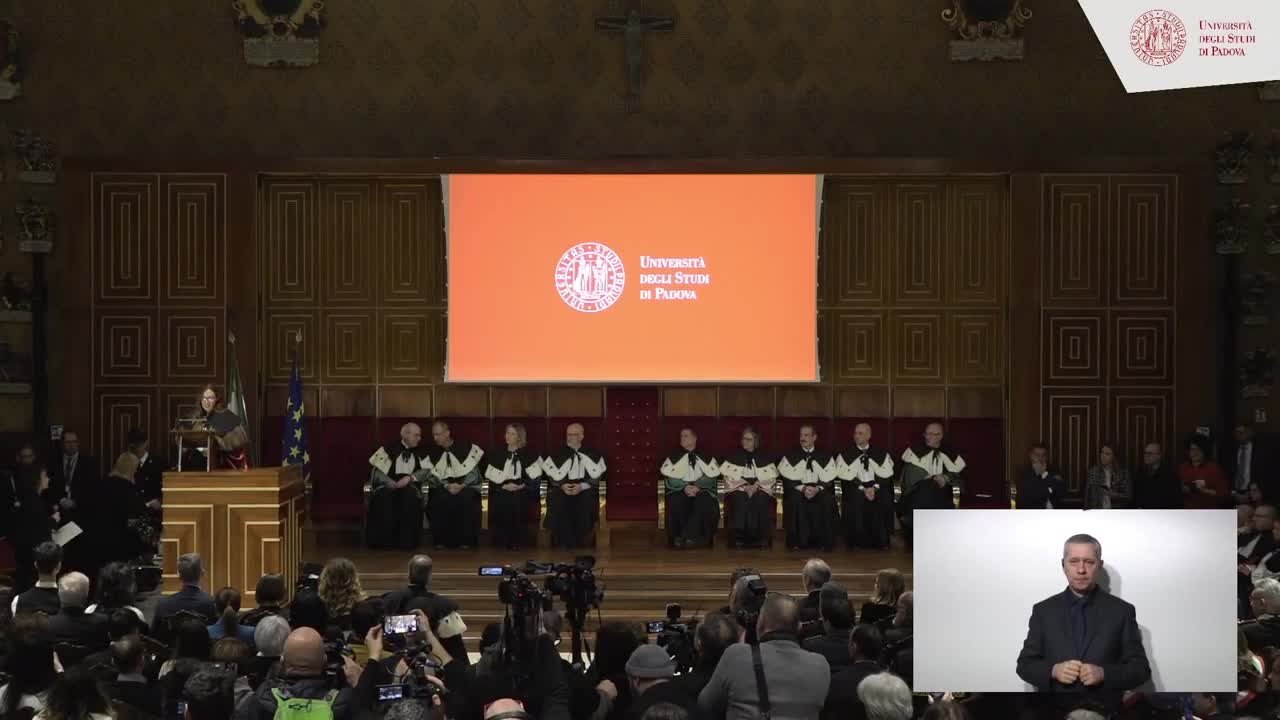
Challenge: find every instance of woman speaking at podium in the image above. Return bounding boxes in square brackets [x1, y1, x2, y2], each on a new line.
[182, 385, 251, 471]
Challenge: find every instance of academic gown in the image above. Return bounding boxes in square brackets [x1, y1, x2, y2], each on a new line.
[720, 451, 777, 547]
[660, 449, 720, 547]
[426, 441, 485, 548]
[366, 442, 432, 550]
[899, 443, 966, 549]
[836, 445, 895, 550]
[777, 447, 838, 550]
[542, 446, 606, 548]
[483, 447, 542, 549]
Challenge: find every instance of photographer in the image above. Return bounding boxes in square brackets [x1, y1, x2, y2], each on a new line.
[471, 623, 570, 720]
[673, 613, 740, 699]
[623, 645, 697, 720]
[235, 627, 356, 720]
[698, 594, 829, 720]
[729, 576, 766, 645]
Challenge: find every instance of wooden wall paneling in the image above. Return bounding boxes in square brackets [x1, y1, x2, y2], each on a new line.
[891, 182, 944, 305]
[719, 387, 775, 417]
[264, 312, 319, 383]
[93, 174, 158, 306]
[1042, 176, 1107, 307]
[1043, 310, 1106, 385]
[379, 312, 431, 382]
[95, 391, 154, 464]
[159, 387, 201, 437]
[491, 387, 548, 417]
[1175, 169, 1214, 433]
[892, 387, 946, 418]
[321, 387, 377, 417]
[663, 387, 717, 416]
[823, 181, 887, 305]
[97, 310, 158, 384]
[946, 310, 1003, 384]
[548, 387, 603, 417]
[1042, 390, 1104, 494]
[832, 310, 887, 384]
[1110, 310, 1173, 386]
[435, 386, 490, 417]
[263, 384, 320, 418]
[1111, 176, 1174, 306]
[946, 180, 1006, 306]
[1007, 173, 1042, 495]
[947, 386, 1003, 418]
[159, 310, 224, 383]
[60, 170, 95, 445]
[778, 386, 831, 417]
[1109, 389, 1172, 474]
[379, 181, 446, 306]
[321, 310, 377, 384]
[891, 311, 943, 382]
[226, 169, 259, 455]
[836, 387, 890, 418]
[260, 180, 317, 305]
[320, 180, 376, 307]
[425, 309, 446, 383]
[159, 175, 225, 305]
[379, 387, 433, 418]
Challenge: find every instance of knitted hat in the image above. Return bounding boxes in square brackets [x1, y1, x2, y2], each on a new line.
[625, 644, 675, 680]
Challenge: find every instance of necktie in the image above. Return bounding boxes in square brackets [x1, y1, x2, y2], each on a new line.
[65, 456, 74, 483]
[1071, 596, 1088, 661]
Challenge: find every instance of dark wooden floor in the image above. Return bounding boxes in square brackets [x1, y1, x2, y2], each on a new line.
[305, 522, 913, 651]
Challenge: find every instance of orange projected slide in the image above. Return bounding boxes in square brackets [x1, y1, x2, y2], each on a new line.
[445, 174, 819, 383]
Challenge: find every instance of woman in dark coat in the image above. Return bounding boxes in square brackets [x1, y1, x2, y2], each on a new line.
[10, 465, 57, 592]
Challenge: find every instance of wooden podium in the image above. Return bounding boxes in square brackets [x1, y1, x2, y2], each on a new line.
[160, 465, 305, 607]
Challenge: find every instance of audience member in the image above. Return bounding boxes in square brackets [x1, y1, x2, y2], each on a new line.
[0, 626, 58, 716]
[1243, 578, 1280, 653]
[859, 569, 905, 626]
[921, 701, 973, 720]
[107, 635, 162, 715]
[81, 609, 144, 680]
[382, 554, 438, 615]
[1190, 691, 1236, 719]
[1084, 442, 1130, 509]
[38, 664, 112, 720]
[1227, 422, 1272, 504]
[803, 582, 854, 670]
[822, 624, 885, 720]
[184, 668, 237, 720]
[152, 553, 217, 643]
[160, 615, 212, 678]
[235, 627, 355, 720]
[86, 561, 146, 630]
[884, 591, 912, 645]
[699, 593, 830, 720]
[673, 612, 738, 699]
[1180, 434, 1227, 509]
[624, 645, 696, 720]
[1134, 442, 1182, 509]
[1239, 504, 1255, 533]
[240, 574, 289, 627]
[11, 464, 56, 593]
[318, 557, 365, 631]
[208, 586, 255, 645]
[288, 588, 330, 634]
[639, 703, 689, 720]
[11, 541, 61, 616]
[577, 622, 643, 720]
[47, 572, 108, 650]
[719, 567, 760, 615]
[856, 672, 913, 720]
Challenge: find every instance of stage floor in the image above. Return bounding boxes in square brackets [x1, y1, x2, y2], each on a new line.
[305, 522, 913, 651]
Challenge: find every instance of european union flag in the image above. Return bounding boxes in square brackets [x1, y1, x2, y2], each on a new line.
[282, 356, 310, 488]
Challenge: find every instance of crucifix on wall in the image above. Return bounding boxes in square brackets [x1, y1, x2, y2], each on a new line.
[595, 0, 675, 113]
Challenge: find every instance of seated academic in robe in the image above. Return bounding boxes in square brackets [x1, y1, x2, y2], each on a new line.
[836, 423, 895, 550]
[426, 420, 484, 549]
[484, 423, 542, 550]
[542, 422, 606, 549]
[899, 422, 966, 550]
[366, 422, 432, 550]
[1017, 444, 1066, 510]
[1016, 534, 1150, 714]
[661, 427, 720, 549]
[720, 427, 777, 549]
[778, 424, 837, 552]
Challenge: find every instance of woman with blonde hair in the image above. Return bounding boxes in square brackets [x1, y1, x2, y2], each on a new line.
[859, 568, 906, 626]
[483, 422, 542, 549]
[317, 557, 364, 630]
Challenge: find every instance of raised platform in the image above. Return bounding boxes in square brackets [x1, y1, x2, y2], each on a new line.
[305, 521, 913, 652]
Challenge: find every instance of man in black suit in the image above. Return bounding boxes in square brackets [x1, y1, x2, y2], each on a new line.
[798, 558, 831, 639]
[803, 582, 854, 670]
[1134, 442, 1182, 509]
[381, 554, 439, 615]
[1017, 444, 1066, 509]
[151, 552, 216, 643]
[47, 429, 96, 518]
[106, 635, 163, 715]
[1016, 533, 1150, 713]
[1228, 423, 1274, 504]
[822, 623, 885, 720]
[48, 571, 109, 650]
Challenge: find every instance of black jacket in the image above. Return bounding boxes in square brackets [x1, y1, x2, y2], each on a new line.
[1016, 587, 1151, 710]
[821, 659, 883, 720]
[381, 584, 438, 615]
[47, 453, 97, 512]
[803, 627, 852, 671]
[108, 677, 163, 716]
[151, 584, 217, 642]
[1134, 462, 1182, 509]
[49, 606, 110, 650]
[1017, 463, 1066, 509]
[627, 680, 699, 720]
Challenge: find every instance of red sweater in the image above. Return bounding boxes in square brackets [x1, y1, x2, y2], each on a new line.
[1178, 461, 1227, 508]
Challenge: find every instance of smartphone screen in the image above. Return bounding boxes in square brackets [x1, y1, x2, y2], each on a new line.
[377, 684, 405, 702]
[383, 614, 420, 635]
[646, 621, 665, 634]
[175, 700, 188, 718]
[478, 566, 504, 576]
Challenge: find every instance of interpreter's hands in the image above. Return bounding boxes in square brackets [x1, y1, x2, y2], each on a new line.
[1079, 663, 1105, 686]
[864, 487, 876, 502]
[684, 483, 700, 497]
[365, 624, 384, 662]
[1052, 660, 1081, 684]
[447, 483, 462, 495]
[342, 655, 363, 687]
[597, 678, 618, 701]
[802, 485, 819, 500]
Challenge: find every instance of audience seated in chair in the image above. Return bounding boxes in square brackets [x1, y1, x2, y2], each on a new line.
[106, 635, 163, 717]
[859, 569, 905, 626]
[803, 582, 855, 671]
[151, 554, 217, 645]
[48, 572, 108, 651]
[208, 586, 255, 646]
[239, 574, 289, 628]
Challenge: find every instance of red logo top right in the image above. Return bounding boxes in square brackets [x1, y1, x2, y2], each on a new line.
[1130, 10, 1188, 66]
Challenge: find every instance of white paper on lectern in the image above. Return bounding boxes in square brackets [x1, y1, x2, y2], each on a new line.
[51, 522, 82, 547]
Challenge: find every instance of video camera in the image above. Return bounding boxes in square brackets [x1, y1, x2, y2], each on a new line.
[479, 556, 604, 615]
[322, 638, 353, 690]
[734, 574, 767, 637]
[297, 562, 323, 593]
[649, 603, 698, 674]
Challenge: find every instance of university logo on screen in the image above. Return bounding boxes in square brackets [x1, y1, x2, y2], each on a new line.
[1129, 9, 1187, 66]
[554, 242, 626, 313]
